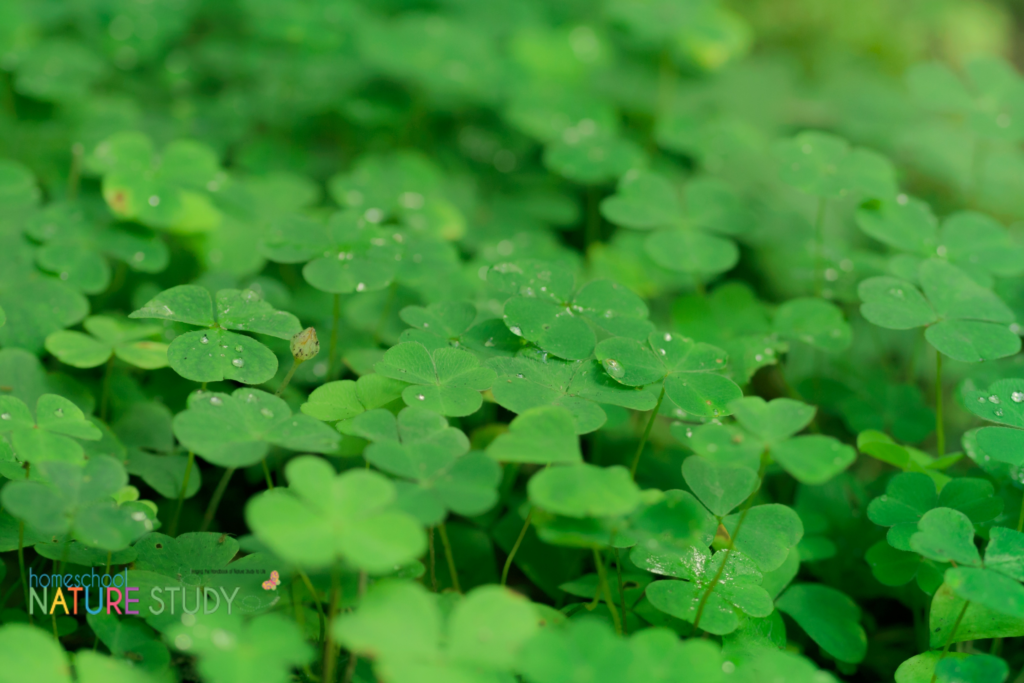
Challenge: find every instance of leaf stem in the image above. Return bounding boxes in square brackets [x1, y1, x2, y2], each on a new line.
[691, 452, 768, 635]
[200, 467, 235, 532]
[323, 565, 341, 683]
[18, 520, 28, 626]
[586, 186, 601, 254]
[275, 357, 303, 397]
[631, 385, 666, 480]
[341, 572, 367, 683]
[67, 142, 83, 201]
[99, 355, 114, 422]
[428, 526, 437, 592]
[614, 548, 628, 635]
[169, 451, 195, 537]
[935, 350, 944, 457]
[328, 294, 341, 380]
[296, 568, 327, 646]
[813, 196, 827, 296]
[931, 600, 970, 683]
[593, 548, 622, 635]
[438, 522, 461, 593]
[501, 508, 534, 587]
[261, 459, 275, 489]
[1018, 493, 1024, 534]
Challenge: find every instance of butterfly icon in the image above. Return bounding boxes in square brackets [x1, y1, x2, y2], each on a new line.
[262, 570, 281, 591]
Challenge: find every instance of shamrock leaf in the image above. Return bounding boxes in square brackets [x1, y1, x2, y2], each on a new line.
[518, 618, 633, 683]
[600, 171, 746, 279]
[172, 388, 340, 468]
[682, 456, 758, 517]
[0, 455, 153, 551]
[644, 547, 774, 636]
[262, 211, 401, 294]
[487, 353, 659, 435]
[14, 39, 106, 102]
[527, 463, 641, 518]
[672, 282, 786, 384]
[595, 330, 741, 418]
[245, 455, 426, 573]
[909, 508, 982, 566]
[398, 301, 521, 357]
[130, 285, 302, 384]
[45, 316, 168, 369]
[0, 233, 89, 354]
[857, 197, 1024, 286]
[374, 341, 496, 417]
[935, 655, 1009, 683]
[544, 130, 644, 185]
[88, 132, 224, 233]
[87, 612, 170, 674]
[485, 405, 583, 465]
[350, 407, 501, 525]
[776, 584, 868, 664]
[0, 394, 101, 463]
[25, 202, 169, 294]
[489, 261, 653, 360]
[336, 580, 539, 681]
[126, 532, 280, 629]
[166, 612, 313, 683]
[773, 297, 852, 353]
[722, 504, 804, 572]
[0, 160, 42, 217]
[300, 374, 406, 425]
[866, 472, 1002, 551]
[859, 259, 1020, 362]
[775, 131, 897, 199]
[963, 379, 1024, 466]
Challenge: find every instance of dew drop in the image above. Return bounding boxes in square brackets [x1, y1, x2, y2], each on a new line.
[416, 394, 425, 401]
[755, 354, 763, 362]
[602, 358, 625, 379]
[54, 408, 63, 417]
[210, 397, 223, 406]
[200, 335, 209, 344]
[978, 396, 987, 403]
[0, 413, 9, 420]
[989, 395, 1001, 404]
[260, 408, 274, 418]
[1012, 391, 1024, 403]
[356, 282, 366, 292]
[663, 333, 672, 341]
[133, 251, 145, 262]
[658, 348, 666, 355]
[148, 195, 160, 207]
[685, 428, 693, 438]
[509, 326, 522, 336]
[234, 345, 243, 352]
[232, 358, 245, 367]
[516, 373, 525, 379]
[484, 337, 495, 347]
[889, 288, 904, 299]
[996, 408, 1005, 417]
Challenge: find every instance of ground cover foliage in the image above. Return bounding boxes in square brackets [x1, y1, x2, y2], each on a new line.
[3, 0, 1024, 682]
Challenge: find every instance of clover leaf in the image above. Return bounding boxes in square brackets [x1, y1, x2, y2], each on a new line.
[172, 388, 340, 468]
[245, 455, 426, 573]
[544, 130, 644, 185]
[775, 131, 897, 199]
[643, 546, 774, 635]
[87, 611, 170, 674]
[398, 300, 521, 357]
[867, 472, 1002, 551]
[722, 504, 804, 573]
[857, 198, 1024, 286]
[485, 405, 583, 465]
[14, 39, 106, 102]
[859, 259, 1020, 362]
[682, 456, 759, 517]
[596, 330, 742, 418]
[0, 159, 42, 217]
[300, 374, 407, 426]
[0, 393, 101, 463]
[935, 655, 1009, 683]
[0, 455, 153, 551]
[0, 232, 89, 354]
[776, 584, 867, 664]
[528, 464, 641, 519]
[374, 341, 495, 417]
[518, 618, 633, 683]
[337, 580, 539, 681]
[487, 354, 659, 434]
[963, 378, 1024, 466]
[130, 285, 301, 384]
[262, 211, 401, 294]
[672, 282, 786, 384]
[773, 297, 852, 353]
[348, 407, 501, 525]
[489, 261, 653, 360]
[941, 527, 1024, 620]
[46, 316, 168, 370]
[87, 132, 224, 233]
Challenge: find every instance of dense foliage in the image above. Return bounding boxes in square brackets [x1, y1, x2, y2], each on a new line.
[3, 1, 1024, 682]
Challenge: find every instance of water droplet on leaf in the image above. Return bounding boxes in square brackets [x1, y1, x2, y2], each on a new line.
[602, 358, 625, 379]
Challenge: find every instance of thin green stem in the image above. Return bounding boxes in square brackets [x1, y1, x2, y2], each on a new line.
[99, 355, 114, 422]
[1017, 492, 1024, 533]
[67, 143, 83, 202]
[296, 568, 327, 645]
[614, 548, 628, 635]
[328, 294, 341, 379]
[813, 197, 827, 296]
[200, 467, 236, 532]
[936, 351, 945, 457]
[275, 357, 303, 398]
[585, 186, 600, 254]
[630, 385, 666, 479]
[438, 522, 461, 593]
[341, 573, 367, 683]
[501, 508, 534, 587]
[931, 601, 970, 683]
[428, 526, 437, 592]
[261, 459, 275, 489]
[18, 520, 28, 625]
[323, 566, 341, 683]
[691, 453, 768, 635]
[593, 548, 622, 635]
[169, 451, 195, 537]
[374, 282, 398, 344]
